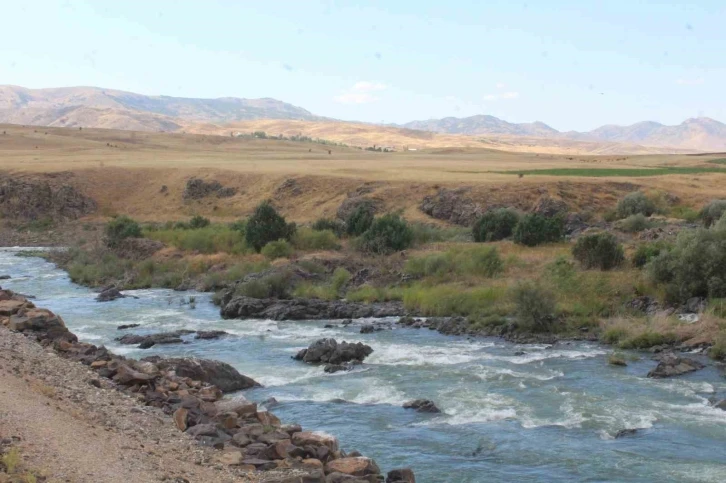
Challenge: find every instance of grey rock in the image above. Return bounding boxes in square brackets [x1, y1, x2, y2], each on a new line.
[647, 353, 705, 378]
[142, 356, 261, 392]
[403, 399, 441, 413]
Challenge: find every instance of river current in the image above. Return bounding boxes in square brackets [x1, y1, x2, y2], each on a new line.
[1, 248, 725, 482]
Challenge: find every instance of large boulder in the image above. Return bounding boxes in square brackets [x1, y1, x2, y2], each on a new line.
[647, 353, 705, 378]
[96, 287, 126, 302]
[115, 330, 194, 348]
[292, 432, 340, 452]
[387, 468, 416, 483]
[8, 307, 76, 342]
[294, 339, 373, 365]
[144, 357, 260, 392]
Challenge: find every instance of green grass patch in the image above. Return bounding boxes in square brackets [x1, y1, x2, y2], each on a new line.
[402, 283, 508, 316]
[405, 246, 504, 280]
[345, 285, 404, 303]
[293, 268, 350, 300]
[145, 224, 249, 254]
[708, 158, 726, 165]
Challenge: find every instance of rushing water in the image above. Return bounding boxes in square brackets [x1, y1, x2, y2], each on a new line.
[1, 249, 726, 482]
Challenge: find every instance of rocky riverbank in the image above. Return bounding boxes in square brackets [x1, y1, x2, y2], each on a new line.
[0, 286, 415, 483]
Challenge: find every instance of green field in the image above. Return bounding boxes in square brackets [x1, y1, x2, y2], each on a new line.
[499, 166, 726, 177]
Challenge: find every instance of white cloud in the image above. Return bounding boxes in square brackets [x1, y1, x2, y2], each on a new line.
[676, 78, 704, 85]
[334, 81, 388, 104]
[483, 92, 519, 101]
[495, 82, 507, 89]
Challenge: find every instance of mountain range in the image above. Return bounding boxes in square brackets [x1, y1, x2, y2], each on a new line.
[1, 85, 724, 152]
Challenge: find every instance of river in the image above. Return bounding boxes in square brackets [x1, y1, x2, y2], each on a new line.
[1, 248, 725, 482]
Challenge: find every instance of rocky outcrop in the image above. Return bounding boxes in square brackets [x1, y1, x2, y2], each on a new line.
[4, 287, 393, 481]
[116, 330, 194, 348]
[220, 296, 404, 321]
[182, 177, 236, 200]
[647, 353, 705, 378]
[144, 356, 260, 392]
[419, 188, 481, 226]
[0, 178, 96, 221]
[531, 196, 569, 218]
[294, 338, 373, 366]
[403, 399, 441, 414]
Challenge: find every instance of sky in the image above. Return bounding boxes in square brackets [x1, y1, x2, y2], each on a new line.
[1, 0, 725, 131]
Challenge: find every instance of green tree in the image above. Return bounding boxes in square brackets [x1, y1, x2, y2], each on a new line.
[105, 216, 142, 247]
[360, 213, 413, 254]
[245, 202, 296, 252]
[473, 208, 520, 242]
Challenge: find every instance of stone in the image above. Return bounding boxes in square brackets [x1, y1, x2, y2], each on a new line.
[614, 429, 640, 439]
[531, 196, 569, 218]
[292, 432, 340, 453]
[218, 412, 239, 429]
[144, 356, 260, 392]
[256, 410, 282, 427]
[90, 360, 107, 368]
[173, 408, 189, 431]
[402, 399, 441, 413]
[183, 178, 236, 200]
[647, 353, 705, 378]
[0, 275, 10, 280]
[359, 325, 375, 334]
[194, 330, 229, 340]
[303, 458, 324, 469]
[231, 432, 251, 447]
[0, 299, 27, 316]
[386, 468, 416, 483]
[325, 457, 380, 477]
[117, 324, 141, 330]
[96, 287, 126, 302]
[713, 399, 726, 411]
[215, 396, 258, 417]
[216, 450, 243, 466]
[294, 339, 373, 365]
[114, 364, 156, 386]
[419, 188, 481, 226]
[220, 296, 404, 321]
[185, 423, 218, 438]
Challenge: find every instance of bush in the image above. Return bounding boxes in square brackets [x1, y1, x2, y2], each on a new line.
[261, 239, 294, 260]
[245, 202, 296, 252]
[710, 334, 726, 361]
[572, 232, 624, 270]
[359, 213, 413, 254]
[618, 214, 650, 233]
[699, 200, 726, 227]
[649, 228, 726, 302]
[409, 223, 471, 245]
[312, 218, 345, 236]
[346, 206, 374, 236]
[188, 215, 211, 229]
[235, 272, 292, 299]
[346, 285, 404, 303]
[105, 216, 142, 247]
[512, 214, 565, 246]
[632, 242, 665, 268]
[292, 227, 340, 251]
[473, 208, 520, 242]
[293, 267, 350, 300]
[670, 205, 700, 222]
[713, 211, 726, 231]
[511, 282, 557, 331]
[616, 191, 656, 218]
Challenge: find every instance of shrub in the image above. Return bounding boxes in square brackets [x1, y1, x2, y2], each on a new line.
[105, 216, 142, 247]
[670, 205, 700, 222]
[346, 206, 374, 236]
[512, 214, 565, 246]
[616, 191, 656, 219]
[312, 218, 345, 236]
[261, 239, 294, 260]
[409, 223, 471, 245]
[293, 267, 350, 300]
[699, 199, 726, 227]
[146, 225, 247, 254]
[619, 332, 677, 349]
[188, 215, 211, 229]
[235, 272, 292, 299]
[572, 232, 624, 270]
[710, 334, 726, 361]
[473, 208, 520, 242]
[632, 242, 665, 268]
[714, 212, 726, 231]
[511, 282, 557, 331]
[618, 214, 650, 233]
[346, 285, 404, 303]
[649, 228, 726, 302]
[292, 227, 340, 251]
[359, 213, 413, 254]
[245, 202, 296, 252]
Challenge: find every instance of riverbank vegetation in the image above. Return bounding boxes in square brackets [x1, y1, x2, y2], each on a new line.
[38, 192, 726, 361]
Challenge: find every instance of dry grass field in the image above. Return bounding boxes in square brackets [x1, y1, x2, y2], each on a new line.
[2, 123, 725, 222]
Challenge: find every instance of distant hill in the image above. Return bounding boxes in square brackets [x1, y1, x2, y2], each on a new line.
[403, 115, 559, 138]
[0, 85, 320, 131]
[403, 114, 726, 152]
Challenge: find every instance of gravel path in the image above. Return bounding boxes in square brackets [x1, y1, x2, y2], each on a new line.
[0, 326, 261, 483]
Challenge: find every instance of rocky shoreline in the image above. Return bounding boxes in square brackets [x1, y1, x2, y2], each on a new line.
[0, 286, 415, 483]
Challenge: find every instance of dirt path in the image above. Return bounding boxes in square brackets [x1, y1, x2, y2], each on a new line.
[0, 327, 263, 483]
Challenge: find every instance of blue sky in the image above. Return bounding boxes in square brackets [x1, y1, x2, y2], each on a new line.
[1, 0, 724, 130]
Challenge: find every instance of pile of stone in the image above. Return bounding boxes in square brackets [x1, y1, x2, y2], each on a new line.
[294, 338, 373, 374]
[1, 287, 414, 482]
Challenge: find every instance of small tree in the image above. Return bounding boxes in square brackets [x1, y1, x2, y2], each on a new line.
[359, 213, 413, 254]
[261, 239, 294, 260]
[245, 202, 296, 252]
[512, 214, 565, 247]
[572, 232, 624, 270]
[346, 206, 374, 236]
[312, 218, 345, 236]
[105, 215, 142, 247]
[616, 191, 656, 219]
[473, 208, 520, 242]
[512, 282, 557, 332]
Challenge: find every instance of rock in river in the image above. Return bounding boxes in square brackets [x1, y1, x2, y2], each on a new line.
[220, 295, 403, 321]
[96, 287, 126, 302]
[143, 356, 261, 392]
[647, 353, 705, 378]
[403, 399, 441, 413]
[294, 338, 373, 365]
